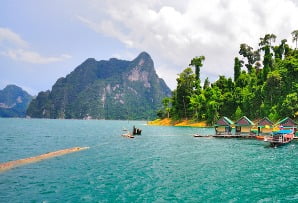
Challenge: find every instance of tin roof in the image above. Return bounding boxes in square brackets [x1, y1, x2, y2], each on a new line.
[235, 116, 254, 126]
[258, 117, 274, 126]
[215, 116, 234, 126]
[276, 117, 297, 127]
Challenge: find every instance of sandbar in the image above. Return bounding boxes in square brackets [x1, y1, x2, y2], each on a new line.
[0, 147, 89, 173]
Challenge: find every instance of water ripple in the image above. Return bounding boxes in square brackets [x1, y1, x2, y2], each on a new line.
[0, 119, 297, 202]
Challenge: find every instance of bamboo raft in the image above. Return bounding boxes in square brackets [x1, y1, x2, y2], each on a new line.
[0, 147, 89, 172]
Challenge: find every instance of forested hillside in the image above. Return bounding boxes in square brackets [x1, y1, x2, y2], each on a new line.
[0, 85, 33, 117]
[159, 31, 298, 124]
[27, 52, 171, 120]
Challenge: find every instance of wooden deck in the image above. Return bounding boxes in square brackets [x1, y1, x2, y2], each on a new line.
[194, 135, 298, 141]
[213, 134, 256, 138]
[194, 134, 256, 138]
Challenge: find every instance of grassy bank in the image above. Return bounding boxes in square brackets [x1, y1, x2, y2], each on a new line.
[148, 118, 208, 127]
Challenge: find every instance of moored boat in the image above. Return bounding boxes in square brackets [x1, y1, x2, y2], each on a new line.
[267, 129, 294, 147]
[122, 129, 134, 138]
[255, 135, 264, 140]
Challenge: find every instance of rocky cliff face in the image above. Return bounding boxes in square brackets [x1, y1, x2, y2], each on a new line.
[0, 85, 33, 117]
[27, 52, 171, 119]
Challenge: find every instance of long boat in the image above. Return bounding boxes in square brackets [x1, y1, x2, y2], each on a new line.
[122, 129, 134, 138]
[266, 129, 294, 147]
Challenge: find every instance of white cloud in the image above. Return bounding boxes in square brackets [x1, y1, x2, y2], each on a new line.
[0, 27, 29, 47]
[0, 27, 71, 64]
[1, 49, 71, 64]
[79, 0, 298, 89]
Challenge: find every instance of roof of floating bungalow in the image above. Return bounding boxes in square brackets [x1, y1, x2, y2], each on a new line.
[276, 117, 297, 127]
[258, 117, 274, 127]
[215, 117, 234, 126]
[235, 116, 254, 126]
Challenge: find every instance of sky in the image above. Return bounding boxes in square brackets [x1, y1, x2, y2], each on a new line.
[1, 0, 298, 95]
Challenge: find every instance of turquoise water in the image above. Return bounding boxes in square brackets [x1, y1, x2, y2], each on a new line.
[0, 118, 297, 202]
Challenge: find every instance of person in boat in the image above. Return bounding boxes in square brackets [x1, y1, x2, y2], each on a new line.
[133, 126, 142, 135]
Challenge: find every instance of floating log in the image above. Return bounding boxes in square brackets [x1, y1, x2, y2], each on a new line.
[0, 147, 89, 173]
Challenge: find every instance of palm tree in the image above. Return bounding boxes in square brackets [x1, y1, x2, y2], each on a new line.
[292, 30, 298, 50]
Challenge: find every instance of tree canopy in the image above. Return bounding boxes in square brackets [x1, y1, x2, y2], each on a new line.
[158, 31, 298, 125]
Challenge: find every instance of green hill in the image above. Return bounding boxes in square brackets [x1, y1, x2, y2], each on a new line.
[0, 85, 33, 117]
[27, 52, 171, 119]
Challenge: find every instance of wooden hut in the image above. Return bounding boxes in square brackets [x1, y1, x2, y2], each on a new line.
[235, 116, 254, 135]
[214, 117, 234, 135]
[276, 117, 297, 134]
[257, 117, 274, 135]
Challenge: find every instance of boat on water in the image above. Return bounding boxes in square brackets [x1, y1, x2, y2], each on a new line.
[256, 135, 264, 140]
[122, 129, 134, 138]
[266, 129, 294, 147]
[132, 126, 142, 135]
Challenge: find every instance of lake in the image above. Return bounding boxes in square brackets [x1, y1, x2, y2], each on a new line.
[0, 118, 297, 202]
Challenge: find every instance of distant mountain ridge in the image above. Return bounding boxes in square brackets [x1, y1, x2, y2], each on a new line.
[27, 52, 171, 119]
[0, 85, 33, 117]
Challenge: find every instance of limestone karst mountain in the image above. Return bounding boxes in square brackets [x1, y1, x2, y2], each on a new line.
[27, 52, 171, 119]
[0, 85, 33, 117]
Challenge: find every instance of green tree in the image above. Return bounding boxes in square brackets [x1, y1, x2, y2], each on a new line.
[268, 105, 279, 122]
[280, 92, 298, 118]
[189, 56, 205, 86]
[173, 67, 196, 119]
[236, 71, 250, 88]
[189, 93, 206, 120]
[274, 39, 287, 59]
[259, 34, 276, 47]
[262, 71, 282, 108]
[259, 34, 277, 78]
[203, 77, 210, 89]
[206, 100, 220, 125]
[234, 57, 243, 82]
[291, 30, 298, 50]
[166, 31, 298, 125]
[234, 106, 243, 120]
[162, 97, 172, 118]
[239, 44, 260, 73]
[220, 91, 237, 118]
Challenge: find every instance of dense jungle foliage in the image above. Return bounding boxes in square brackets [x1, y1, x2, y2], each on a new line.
[159, 31, 298, 124]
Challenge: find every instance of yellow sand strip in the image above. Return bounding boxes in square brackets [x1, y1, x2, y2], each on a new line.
[0, 147, 89, 173]
[148, 118, 207, 127]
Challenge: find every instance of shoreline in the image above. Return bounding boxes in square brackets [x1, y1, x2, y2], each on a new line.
[147, 118, 209, 127]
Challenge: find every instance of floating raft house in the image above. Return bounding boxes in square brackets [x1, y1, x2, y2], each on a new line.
[257, 117, 274, 134]
[214, 117, 234, 135]
[235, 116, 254, 135]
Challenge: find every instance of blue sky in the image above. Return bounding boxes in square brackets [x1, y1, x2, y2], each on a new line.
[1, 0, 298, 95]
